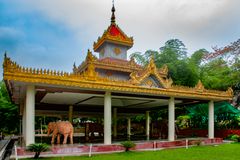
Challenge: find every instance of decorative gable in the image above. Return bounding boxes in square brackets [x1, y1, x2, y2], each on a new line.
[109, 25, 126, 39]
[140, 75, 162, 88]
[93, 24, 133, 52]
[129, 57, 173, 88]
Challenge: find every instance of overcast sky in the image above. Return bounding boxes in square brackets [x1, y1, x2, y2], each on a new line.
[1, 0, 240, 79]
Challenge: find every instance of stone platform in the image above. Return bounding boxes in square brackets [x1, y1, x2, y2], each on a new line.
[14, 138, 222, 158]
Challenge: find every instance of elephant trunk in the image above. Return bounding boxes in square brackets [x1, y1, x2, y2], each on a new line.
[47, 128, 51, 136]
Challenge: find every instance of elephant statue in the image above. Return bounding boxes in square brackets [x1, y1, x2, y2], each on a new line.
[47, 121, 74, 144]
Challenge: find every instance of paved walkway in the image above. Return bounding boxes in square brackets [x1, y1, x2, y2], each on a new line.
[0, 137, 11, 160]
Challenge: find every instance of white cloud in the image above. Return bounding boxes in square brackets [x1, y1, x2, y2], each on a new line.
[11, 0, 240, 54]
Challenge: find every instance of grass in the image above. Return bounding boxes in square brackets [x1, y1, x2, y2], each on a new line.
[23, 143, 240, 160]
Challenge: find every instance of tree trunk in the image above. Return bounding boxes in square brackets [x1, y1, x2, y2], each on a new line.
[34, 152, 40, 159]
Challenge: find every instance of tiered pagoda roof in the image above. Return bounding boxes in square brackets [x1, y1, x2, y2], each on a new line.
[93, 5, 133, 52]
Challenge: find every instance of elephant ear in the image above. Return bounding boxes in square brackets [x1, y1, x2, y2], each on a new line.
[48, 122, 56, 130]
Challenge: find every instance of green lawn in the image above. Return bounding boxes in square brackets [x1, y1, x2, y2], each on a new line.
[24, 143, 240, 160]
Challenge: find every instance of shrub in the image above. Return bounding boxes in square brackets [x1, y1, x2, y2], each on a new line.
[176, 115, 191, 129]
[230, 134, 240, 142]
[27, 143, 49, 159]
[121, 141, 136, 152]
[226, 134, 235, 140]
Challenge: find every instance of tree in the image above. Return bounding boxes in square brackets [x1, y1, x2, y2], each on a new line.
[131, 39, 200, 87]
[130, 50, 158, 66]
[200, 58, 233, 90]
[190, 49, 207, 66]
[0, 81, 19, 133]
[231, 58, 240, 90]
[203, 39, 240, 63]
[160, 39, 187, 59]
[201, 39, 240, 107]
[168, 60, 199, 87]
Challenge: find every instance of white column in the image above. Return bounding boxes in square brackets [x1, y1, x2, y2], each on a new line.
[146, 111, 150, 140]
[25, 85, 35, 146]
[22, 104, 26, 145]
[208, 100, 214, 139]
[104, 91, 112, 144]
[69, 105, 73, 123]
[127, 117, 131, 139]
[113, 108, 117, 138]
[168, 97, 175, 141]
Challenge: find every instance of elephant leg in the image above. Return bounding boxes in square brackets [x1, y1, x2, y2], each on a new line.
[57, 134, 61, 144]
[63, 134, 68, 144]
[51, 135, 55, 144]
[70, 132, 73, 144]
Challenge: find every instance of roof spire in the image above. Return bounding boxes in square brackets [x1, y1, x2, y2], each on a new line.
[111, 0, 116, 24]
[4, 51, 7, 59]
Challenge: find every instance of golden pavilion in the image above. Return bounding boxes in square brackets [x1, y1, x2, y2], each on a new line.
[3, 4, 232, 146]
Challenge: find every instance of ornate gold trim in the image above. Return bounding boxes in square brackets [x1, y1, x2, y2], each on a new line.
[158, 64, 168, 75]
[3, 55, 233, 101]
[195, 80, 205, 92]
[93, 24, 133, 51]
[129, 57, 172, 88]
[77, 54, 142, 74]
[114, 47, 121, 55]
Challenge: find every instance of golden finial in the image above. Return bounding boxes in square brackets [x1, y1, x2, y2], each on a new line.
[160, 64, 168, 74]
[111, 0, 116, 24]
[129, 56, 136, 66]
[86, 49, 96, 62]
[73, 62, 77, 74]
[73, 62, 76, 69]
[226, 87, 233, 96]
[4, 51, 7, 59]
[195, 80, 205, 91]
[148, 55, 156, 72]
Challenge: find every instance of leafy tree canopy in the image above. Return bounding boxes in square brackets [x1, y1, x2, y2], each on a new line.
[0, 81, 19, 133]
[160, 39, 187, 59]
[131, 39, 201, 87]
[130, 38, 239, 91]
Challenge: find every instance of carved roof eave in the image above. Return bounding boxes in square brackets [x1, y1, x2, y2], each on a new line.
[3, 71, 233, 101]
[94, 38, 133, 51]
[77, 52, 142, 73]
[77, 60, 140, 73]
[3, 56, 233, 101]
